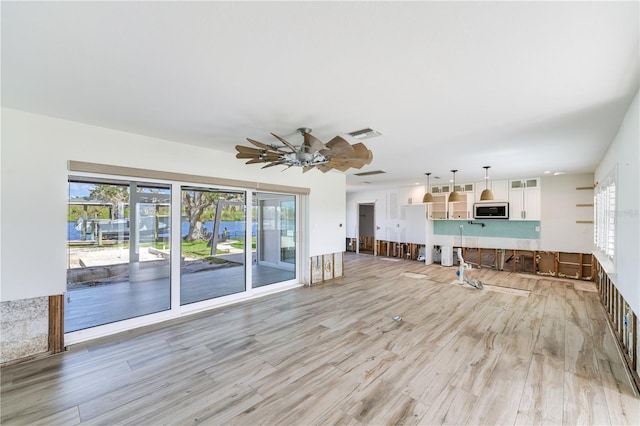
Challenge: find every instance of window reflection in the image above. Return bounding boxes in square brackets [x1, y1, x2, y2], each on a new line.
[253, 193, 296, 287]
[65, 178, 171, 332]
[180, 188, 246, 305]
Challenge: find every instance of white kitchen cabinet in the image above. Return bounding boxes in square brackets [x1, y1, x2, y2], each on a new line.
[453, 183, 475, 193]
[429, 184, 473, 219]
[449, 194, 471, 219]
[509, 178, 541, 220]
[430, 184, 451, 195]
[429, 185, 450, 219]
[428, 194, 448, 219]
[474, 179, 509, 202]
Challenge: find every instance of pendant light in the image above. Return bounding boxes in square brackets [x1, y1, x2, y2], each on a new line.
[422, 172, 434, 203]
[480, 166, 495, 201]
[448, 169, 462, 203]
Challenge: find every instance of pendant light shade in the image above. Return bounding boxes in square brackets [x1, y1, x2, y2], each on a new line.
[422, 172, 434, 203]
[480, 166, 495, 201]
[448, 169, 463, 203]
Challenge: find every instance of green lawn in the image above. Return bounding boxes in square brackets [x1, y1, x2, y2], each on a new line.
[74, 238, 257, 259]
[181, 238, 256, 257]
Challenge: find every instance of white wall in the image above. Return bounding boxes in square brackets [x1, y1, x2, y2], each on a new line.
[540, 173, 594, 253]
[308, 176, 346, 257]
[595, 90, 639, 314]
[346, 189, 387, 240]
[346, 187, 428, 246]
[0, 108, 346, 302]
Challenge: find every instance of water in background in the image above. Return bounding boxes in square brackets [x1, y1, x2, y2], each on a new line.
[67, 221, 256, 241]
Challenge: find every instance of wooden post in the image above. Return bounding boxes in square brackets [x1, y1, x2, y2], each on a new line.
[619, 292, 624, 339]
[48, 295, 64, 354]
[82, 206, 88, 241]
[154, 204, 159, 241]
[578, 253, 583, 280]
[633, 312, 638, 371]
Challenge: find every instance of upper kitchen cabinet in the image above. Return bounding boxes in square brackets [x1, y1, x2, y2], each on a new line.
[509, 178, 541, 220]
[429, 183, 474, 219]
[474, 179, 509, 202]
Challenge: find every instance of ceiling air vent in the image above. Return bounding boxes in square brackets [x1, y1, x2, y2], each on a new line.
[348, 128, 382, 140]
[354, 170, 386, 177]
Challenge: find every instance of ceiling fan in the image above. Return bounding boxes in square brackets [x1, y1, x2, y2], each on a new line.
[235, 128, 373, 173]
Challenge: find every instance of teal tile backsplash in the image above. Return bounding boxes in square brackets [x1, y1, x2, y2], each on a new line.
[433, 220, 540, 239]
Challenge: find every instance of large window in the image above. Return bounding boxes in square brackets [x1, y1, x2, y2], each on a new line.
[66, 178, 172, 332]
[594, 170, 616, 261]
[65, 167, 302, 337]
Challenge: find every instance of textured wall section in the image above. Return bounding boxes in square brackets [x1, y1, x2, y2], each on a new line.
[0, 296, 49, 364]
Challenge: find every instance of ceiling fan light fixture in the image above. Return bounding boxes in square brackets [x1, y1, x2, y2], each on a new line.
[236, 127, 373, 173]
[480, 165, 495, 201]
[422, 172, 434, 203]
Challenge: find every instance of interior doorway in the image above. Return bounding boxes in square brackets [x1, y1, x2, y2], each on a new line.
[357, 203, 376, 255]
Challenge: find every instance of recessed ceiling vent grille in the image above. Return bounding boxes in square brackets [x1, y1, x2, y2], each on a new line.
[348, 128, 382, 140]
[354, 170, 386, 177]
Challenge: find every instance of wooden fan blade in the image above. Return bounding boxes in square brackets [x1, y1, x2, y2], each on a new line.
[261, 161, 283, 169]
[331, 145, 372, 165]
[247, 138, 281, 152]
[328, 161, 352, 172]
[236, 145, 263, 154]
[332, 155, 371, 166]
[302, 133, 325, 153]
[302, 165, 316, 173]
[316, 164, 333, 173]
[236, 145, 281, 161]
[270, 133, 297, 152]
[351, 143, 373, 162]
[245, 158, 268, 164]
[321, 136, 355, 156]
[329, 158, 367, 169]
[236, 152, 260, 159]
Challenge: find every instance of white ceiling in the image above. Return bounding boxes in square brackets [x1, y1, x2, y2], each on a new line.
[2, 1, 638, 191]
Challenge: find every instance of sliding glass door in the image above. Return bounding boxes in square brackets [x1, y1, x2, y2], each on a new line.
[180, 187, 246, 305]
[252, 192, 296, 287]
[65, 178, 171, 332]
[66, 178, 299, 336]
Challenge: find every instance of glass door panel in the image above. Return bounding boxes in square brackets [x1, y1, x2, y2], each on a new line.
[252, 192, 296, 287]
[180, 188, 246, 305]
[65, 179, 171, 332]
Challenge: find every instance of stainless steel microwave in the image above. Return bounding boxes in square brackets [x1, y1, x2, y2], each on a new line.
[474, 202, 509, 219]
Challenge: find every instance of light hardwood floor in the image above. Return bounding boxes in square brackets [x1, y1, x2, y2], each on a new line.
[2, 253, 638, 425]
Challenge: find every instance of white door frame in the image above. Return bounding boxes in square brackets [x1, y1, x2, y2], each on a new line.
[356, 201, 376, 256]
